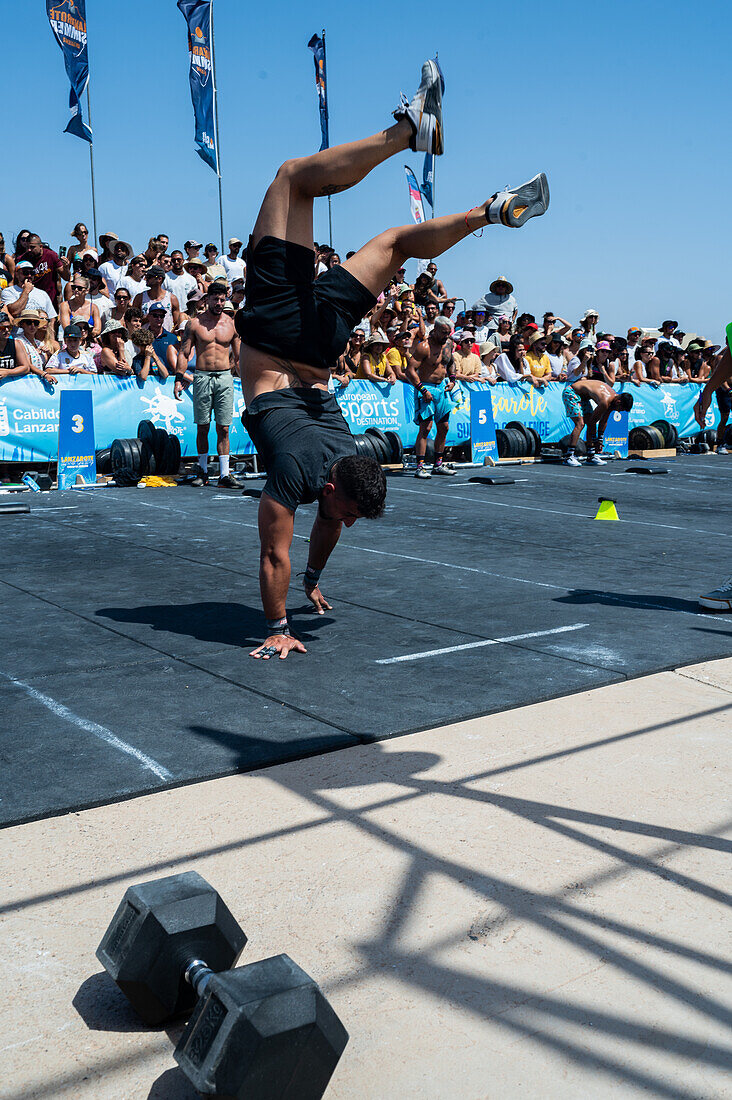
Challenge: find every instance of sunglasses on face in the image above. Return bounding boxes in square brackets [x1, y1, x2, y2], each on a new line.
[115, 294, 130, 301]
[23, 319, 39, 326]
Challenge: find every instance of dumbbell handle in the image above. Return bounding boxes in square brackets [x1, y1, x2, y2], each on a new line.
[185, 958, 215, 997]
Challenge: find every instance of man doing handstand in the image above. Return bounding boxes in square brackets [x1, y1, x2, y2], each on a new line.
[237, 58, 550, 658]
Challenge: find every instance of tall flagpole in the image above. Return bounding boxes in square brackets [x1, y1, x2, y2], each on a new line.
[211, 0, 225, 253]
[322, 27, 333, 247]
[85, 88, 98, 247]
[432, 53, 438, 220]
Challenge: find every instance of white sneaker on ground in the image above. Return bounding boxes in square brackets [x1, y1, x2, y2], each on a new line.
[485, 173, 550, 228]
[432, 463, 456, 475]
[699, 577, 732, 611]
[563, 454, 581, 467]
[585, 454, 607, 466]
[717, 444, 729, 455]
[414, 466, 432, 479]
[394, 58, 444, 154]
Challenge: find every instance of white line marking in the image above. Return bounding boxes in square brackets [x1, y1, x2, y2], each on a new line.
[376, 623, 589, 664]
[388, 485, 728, 537]
[0, 670, 172, 781]
[134, 499, 566, 591]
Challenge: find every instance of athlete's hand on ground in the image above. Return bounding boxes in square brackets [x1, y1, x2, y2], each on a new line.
[174, 379, 184, 401]
[305, 584, 332, 615]
[250, 634, 307, 659]
[694, 391, 711, 427]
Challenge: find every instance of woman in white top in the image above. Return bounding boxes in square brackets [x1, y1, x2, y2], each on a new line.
[565, 345, 592, 385]
[16, 310, 57, 384]
[478, 341, 499, 384]
[494, 335, 534, 384]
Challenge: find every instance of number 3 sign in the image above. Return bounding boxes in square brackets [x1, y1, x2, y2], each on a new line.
[58, 389, 97, 489]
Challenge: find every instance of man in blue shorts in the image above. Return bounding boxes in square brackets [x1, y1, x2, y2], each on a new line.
[236, 58, 549, 658]
[406, 317, 458, 477]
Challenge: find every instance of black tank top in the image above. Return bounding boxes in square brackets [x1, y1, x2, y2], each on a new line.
[0, 335, 17, 371]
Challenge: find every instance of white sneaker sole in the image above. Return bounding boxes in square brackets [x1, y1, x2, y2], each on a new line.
[699, 594, 732, 610]
[487, 172, 550, 228]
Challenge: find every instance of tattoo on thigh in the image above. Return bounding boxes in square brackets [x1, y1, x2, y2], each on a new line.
[316, 183, 355, 197]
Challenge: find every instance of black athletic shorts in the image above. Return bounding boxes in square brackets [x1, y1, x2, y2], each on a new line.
[243, 387, 356, 512]
[716, 386, 731, 415]
[235, 235, 376, 373]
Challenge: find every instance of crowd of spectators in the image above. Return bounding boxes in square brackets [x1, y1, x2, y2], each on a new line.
[0, 226, 724, 401]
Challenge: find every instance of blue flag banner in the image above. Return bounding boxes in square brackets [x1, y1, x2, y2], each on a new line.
[177, 0, 218, 174]
[422, 152, 434, 210]
[470, 388, 498, 462]
[308, 33, 329, 150]
[0, 379, 719, 464]
[58, 389, 96, 488]
[46, 1, 92, 143]
[404, 165, 426, 224]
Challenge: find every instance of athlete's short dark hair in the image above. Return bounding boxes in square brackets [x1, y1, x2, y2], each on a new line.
[336, 455, 387, 519]
[618, 391, 634, 411]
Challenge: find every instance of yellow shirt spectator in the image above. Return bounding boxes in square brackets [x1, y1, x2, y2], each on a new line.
[356, 351, 391, 379]
[526, 351, 552, 380]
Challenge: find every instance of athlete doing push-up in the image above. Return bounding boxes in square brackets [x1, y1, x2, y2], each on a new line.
[237, 58, 550, 658]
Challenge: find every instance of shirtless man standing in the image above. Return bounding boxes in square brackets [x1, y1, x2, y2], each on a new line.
[566, 377, 634, 466]
[236, 57, 549, 659]
[406, 316, 458, 477]
[175, 282, 242, 488]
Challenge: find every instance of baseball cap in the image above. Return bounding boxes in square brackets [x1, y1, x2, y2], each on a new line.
[596, 341, 611, 350]
[148, 302, 166, 313]
[15, 259, 33, 270]
[65, 324, 83, 339]
[228, 236, 243, 247]
[184, 239, 202, 249]
[187, 290, 205, 304]
[627, 326, 642, 335]
[147, 265, 165, 278]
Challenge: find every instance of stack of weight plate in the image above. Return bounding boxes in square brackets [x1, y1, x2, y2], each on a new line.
[352, 428, 404, 465]
[495, 422, 542, 458]
[104, 420, 182, 481]
[628, 424, 667, 451]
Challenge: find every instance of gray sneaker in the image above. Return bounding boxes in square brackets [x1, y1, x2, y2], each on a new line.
[394, 58, 444, 154]
[414, 465, 432, 479]
[486, 173, 550, 228]
[699, 577, 732, 611]
[218, 472, 244, 489]
[717, 444, 729, 455]
[585, 454, 607, 466]
[432, 463, 456, 475]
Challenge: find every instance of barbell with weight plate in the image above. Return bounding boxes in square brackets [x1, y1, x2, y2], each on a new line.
[96, 871, 348, 1100]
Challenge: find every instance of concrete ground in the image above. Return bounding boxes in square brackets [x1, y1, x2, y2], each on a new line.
[2, 658, 730, 1100]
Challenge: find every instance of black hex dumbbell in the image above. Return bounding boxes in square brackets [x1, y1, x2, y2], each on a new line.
[96, 871, 348, 1099]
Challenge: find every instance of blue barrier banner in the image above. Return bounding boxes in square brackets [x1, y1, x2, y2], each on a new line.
[603, 409, 629, 457]
[0, 377, 720, 464]
[58, 389, 96, 488]
[470, 388, 498, 461]
[0, 376, 255, 463]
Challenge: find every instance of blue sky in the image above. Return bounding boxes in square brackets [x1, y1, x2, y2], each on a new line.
[8, 0, 731, 337]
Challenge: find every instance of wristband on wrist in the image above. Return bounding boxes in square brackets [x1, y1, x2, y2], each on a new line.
[175, 373, 186, 383]
[266, 616, 290, 636]
[303, 565, 322, 588]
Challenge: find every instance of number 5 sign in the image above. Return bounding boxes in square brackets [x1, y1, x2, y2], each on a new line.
[58, 389, 97, 490]
[470, 387, 498, 463]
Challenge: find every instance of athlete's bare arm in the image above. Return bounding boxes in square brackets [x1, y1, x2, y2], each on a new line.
[250, 494, 307, 660]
